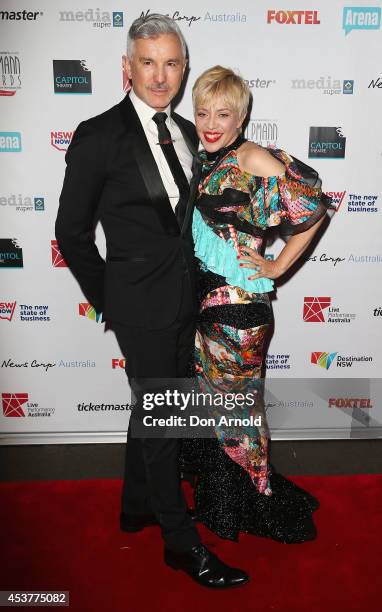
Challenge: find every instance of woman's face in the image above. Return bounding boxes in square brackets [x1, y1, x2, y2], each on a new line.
[195, 95, 244, 153]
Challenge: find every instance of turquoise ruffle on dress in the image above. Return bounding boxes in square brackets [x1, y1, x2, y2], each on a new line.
[192, 207, 274, 294]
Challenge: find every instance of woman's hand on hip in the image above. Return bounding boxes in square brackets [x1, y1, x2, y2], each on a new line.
[237, 246, 284, 280]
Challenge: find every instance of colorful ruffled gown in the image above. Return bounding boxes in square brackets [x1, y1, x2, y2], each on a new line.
[181, 135, 335, 543]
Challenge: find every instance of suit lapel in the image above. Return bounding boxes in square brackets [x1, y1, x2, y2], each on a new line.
[118, 95, 180, 236]
[181, 154, 201, 236]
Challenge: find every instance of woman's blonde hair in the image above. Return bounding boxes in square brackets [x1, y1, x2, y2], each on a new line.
[192, 65, 250, 118]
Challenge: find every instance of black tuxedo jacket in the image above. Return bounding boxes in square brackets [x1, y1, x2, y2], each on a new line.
[56, 94, 201, 329]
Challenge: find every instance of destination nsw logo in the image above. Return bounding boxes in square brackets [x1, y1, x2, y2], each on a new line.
[0, 52, 21, 96]
[309, 127, 346, 159]
[311, 352, 372, 370]
[0, 239, 23, 268]
[2, 392, 54, 417]
[303, 297, 356, 324]
[53, 60, 92, 94]
[79, 303, 102, 322]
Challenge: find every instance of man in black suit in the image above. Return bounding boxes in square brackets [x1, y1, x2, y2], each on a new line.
[56, 13, 248, 588]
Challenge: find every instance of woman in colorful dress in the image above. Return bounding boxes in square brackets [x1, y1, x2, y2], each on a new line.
[181, 66, 335, 543]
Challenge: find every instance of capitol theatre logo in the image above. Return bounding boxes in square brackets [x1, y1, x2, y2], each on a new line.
[309, 127, 346, 159]
[51, 240, 67, 267]
[303, 297, 331, 322]
[0, 52, 21, 96]
[53, 60, 92, 94]
[0, 301, 16, 321]
[0, 239, 23, 267]
[2, 393, 28, 417]
[0, 132, 21, 152]
[79, 303, 102, 322]
[343, 7, 381, 35]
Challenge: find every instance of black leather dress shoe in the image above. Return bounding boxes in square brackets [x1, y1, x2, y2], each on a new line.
[164, 544, 249, 588]
[120, 508, 197, 532]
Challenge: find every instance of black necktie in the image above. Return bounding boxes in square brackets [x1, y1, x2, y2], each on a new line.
[152, 112, 190, 221]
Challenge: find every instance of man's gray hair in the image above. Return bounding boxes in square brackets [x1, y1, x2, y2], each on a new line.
[127, 13, 187, 59]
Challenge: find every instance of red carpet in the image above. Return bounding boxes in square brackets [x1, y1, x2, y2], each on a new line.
[1, 475, 381, 611]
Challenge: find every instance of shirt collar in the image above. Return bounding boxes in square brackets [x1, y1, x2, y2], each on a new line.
[129, 89, 171, 127]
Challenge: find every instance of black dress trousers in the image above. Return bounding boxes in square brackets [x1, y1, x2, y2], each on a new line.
[112, 268, 201, 552]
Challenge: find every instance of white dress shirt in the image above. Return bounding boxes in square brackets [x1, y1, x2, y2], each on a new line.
[129, 89, 193, 211]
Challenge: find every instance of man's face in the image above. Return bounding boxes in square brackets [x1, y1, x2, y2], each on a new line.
[123, 34, 186, 111]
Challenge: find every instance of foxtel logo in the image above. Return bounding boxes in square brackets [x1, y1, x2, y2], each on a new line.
[0, 301, 16, 321]
[112, 358, 126, 369]
[328, 398, 372, 409]
[267, 10, 320, 24]
[326, 191, 346, 211]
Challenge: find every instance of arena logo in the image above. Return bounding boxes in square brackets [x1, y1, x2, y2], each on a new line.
[0, 10, 43, 21]
[326, 190, 346, 211]
[58, 9, 123, 28]
[328, 397, 372, 409]
[0, 239, 23, 268]
[140, 9, 201, 27]
[368, 77, 382, 88]
[305, 253, 345, 266]
[0, 194, 44, 212]
[112, 358, 126, 369]
[347, 193, 379, 212]
[1, 358, 56, 373]
[0, 301, 17, 321]
[342, 6, 381, 36]
[245, 119, 278, 147]
[267, 10, 320, 24]
[0, 132, 21, 152]
[77, 401, 131, 412]
[291, 77, 354, 95]
[0, 52, 21, 96]
[348, 253, 382, 264]
[53, 60, 92, 94]
[308, 127, 346, 159]
[265, 354, 291, 370]
[2, 392, 55, 417]
[373, 306, 382, 317]
[303, 297, 356, 324]
[311, 352, 373, 370]
[51, 240, 67, 267]
[79, 303, 102, 322]
[51, 131, 73, 151]
[245, 78, 276, 89]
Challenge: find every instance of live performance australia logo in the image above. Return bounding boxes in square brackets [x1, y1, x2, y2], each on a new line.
[303, 297, 356, 324]
[58, 9, 123, 28]
[0, 52, 21, 96]
[308, 127, 346, 159]
[0, 194, 44, 212]
[53, 60, 92, 94]
[0, 239, 23, 268]
[245, 119, 278, 147]
[51, 240, 67, 267]
[1, 393, 54, 418]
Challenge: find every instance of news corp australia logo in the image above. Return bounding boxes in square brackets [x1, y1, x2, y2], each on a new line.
[342, 7, 381, 35]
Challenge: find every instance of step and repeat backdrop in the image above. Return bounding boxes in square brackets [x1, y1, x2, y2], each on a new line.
[1, 0, 381, 443]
